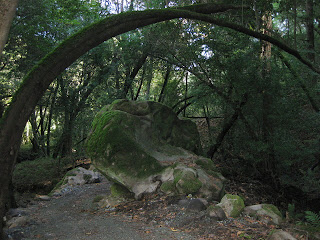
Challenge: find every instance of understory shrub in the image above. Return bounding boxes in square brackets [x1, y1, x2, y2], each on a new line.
[13, 157, 71, 193]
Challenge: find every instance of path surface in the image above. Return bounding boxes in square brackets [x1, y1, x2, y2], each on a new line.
[16, 177, 196, 240]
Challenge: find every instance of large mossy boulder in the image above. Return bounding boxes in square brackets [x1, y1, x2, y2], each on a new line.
[86, 99, 225, 199]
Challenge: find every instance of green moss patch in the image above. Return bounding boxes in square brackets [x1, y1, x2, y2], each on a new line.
[174, 168, 202, 194]
[87, 109, 165, 179]
[160, 181, 176, 194]
[110, 183, 133, 199]
[222, 194, 245, 218]
[13, 157, 69, 193]
[262, 204, 282, 218]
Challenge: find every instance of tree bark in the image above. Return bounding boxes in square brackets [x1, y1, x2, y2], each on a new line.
[122, 53, 148, 98]
[158, 64, 171, 103]
[47, 84, 58, 155]
[306, 0, 315, 63]
[134, 63, 146, 100]
[260, 9, 280, 190]
[145, 58, 154, 100]
[0, 0, 19, 58]
[207, 94, 248, 159]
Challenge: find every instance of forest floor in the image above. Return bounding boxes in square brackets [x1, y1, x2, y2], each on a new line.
[6, 173, 311, 240]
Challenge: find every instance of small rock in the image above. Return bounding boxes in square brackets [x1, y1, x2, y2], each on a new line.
[178, 199, 189, 208]
[244, 204, 283, 225]
[269, 230, 297, 240]
[7, 216, 29, 229]
[186, 199, 207, 212]
[6, 208, 29, 219]
[36, 195, 51, 201]
[207, 205, 227, 221]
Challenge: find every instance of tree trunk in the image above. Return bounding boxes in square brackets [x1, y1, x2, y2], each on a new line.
[202, 104, 212, 144]
[145, 58, 154, 100]
[260, 10, 280, 190]
[207, 94, 248, 159]
[306, 0, 315, 64]
[29, 111, 41, 154]
[134, 63, 146, 100]
[54, 115, 75, 158]
[0, 0, 19, 58]
[293, 0, 297, 48]
[122, 53, 148, 98]
[184, 72, 188, 117]
[46, 84, 58, 155]
[158, 64, 171, 103]
[305, 0, 317, 89]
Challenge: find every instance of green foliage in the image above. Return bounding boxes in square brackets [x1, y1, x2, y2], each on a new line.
[110, 183, 132, 198]
[12, 157, 70, 193]
[287, 203, 304, 221]
[305, 211, 320, 228]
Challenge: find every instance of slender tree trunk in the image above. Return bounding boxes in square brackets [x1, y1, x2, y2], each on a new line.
[145, 58, 154, 100]
[306, 0, 315, 64]
[29, 111, 41, 154]
[134, 63, 146, 100]
[207, 94, 248, 159]
[202, 104, 212, 145]
[122, 53, 148, 98]
[260, 10, 280, 190]
[184, 72, 188, 117]
[47, 85, 58, 155]
[305, 0, 317, 89]
[158, 64, 171, 103]
[293, 0, 297, 49]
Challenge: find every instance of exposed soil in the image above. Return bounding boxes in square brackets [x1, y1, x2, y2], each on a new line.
[6, 174, 310, 240]
[6, 176, 195, 240]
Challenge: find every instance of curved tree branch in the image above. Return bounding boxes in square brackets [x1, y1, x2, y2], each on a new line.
[186, 14, 320, 75]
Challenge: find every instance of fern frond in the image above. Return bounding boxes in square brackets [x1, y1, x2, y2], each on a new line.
[305, 211, 320, 227]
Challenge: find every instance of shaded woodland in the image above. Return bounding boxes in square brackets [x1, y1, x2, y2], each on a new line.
[0, 0, 319, 238]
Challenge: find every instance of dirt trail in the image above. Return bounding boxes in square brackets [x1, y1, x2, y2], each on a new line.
[9, 177, 195, 240]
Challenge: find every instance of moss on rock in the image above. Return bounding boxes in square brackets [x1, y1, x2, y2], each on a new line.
[87, 109, 164, 179]
[174, 168, 202, 194]
[110, 183, 133, 199]
[160, 181, 176, 194]
[219, 194, 245, 218]
[262, 204, 282, 218]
